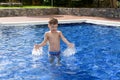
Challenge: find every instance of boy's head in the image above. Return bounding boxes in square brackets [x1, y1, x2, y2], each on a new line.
[49, 17, 58, 25]
[48, 17, 58, 32]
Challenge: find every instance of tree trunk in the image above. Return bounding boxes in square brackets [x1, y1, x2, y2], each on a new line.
[104, 0, 117, 8]
[109, 0, 117, 8]
[68, 0, 72, 7]
[32, 0, 40, 5]
[111, 0, 117, 8]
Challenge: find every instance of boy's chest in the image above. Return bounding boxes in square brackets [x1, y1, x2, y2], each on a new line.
[48, 33, 60, 39]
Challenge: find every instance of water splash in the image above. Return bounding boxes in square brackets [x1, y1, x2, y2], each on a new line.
[32, 47, 43, 56]
[63, 46, 76, 57]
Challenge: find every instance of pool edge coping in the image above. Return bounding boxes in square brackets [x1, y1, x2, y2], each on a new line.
[0, 19, 120, 27]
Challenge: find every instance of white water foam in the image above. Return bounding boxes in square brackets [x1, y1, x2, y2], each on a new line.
[32, 47, 43, 56]
[63, 47, 76, 57]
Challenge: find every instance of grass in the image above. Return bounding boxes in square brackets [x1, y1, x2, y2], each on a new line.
[23, 6, 54, 8]
[0, 6, 54, 9]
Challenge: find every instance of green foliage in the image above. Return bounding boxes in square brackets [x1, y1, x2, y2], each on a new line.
[0, 0, 5, 2]
[0, 0, 101, 7]
[22, 0, 32, 5]
[118, 1, 120, 7]
[43, 0, 51, 6]
[54, 0, 69, 7]
[0, 0, 118, 8]
[53, 0, 94, 7]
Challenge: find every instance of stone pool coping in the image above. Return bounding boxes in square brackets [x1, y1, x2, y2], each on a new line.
[0, 15, 120, 26]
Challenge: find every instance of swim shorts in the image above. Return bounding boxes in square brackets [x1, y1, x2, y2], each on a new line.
[49, 51, 61, 56]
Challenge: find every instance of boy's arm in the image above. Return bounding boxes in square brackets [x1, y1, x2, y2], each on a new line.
[34, 32, 48, 49]
[59, 31, 73, 47]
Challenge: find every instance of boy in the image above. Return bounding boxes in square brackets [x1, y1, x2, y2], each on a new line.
[34, 18, 74, 65]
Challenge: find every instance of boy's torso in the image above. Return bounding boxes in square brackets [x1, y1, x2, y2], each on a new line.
[46, 31, 61, 51]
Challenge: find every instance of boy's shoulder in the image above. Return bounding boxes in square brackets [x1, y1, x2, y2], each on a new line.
[44, 31, 50, 36]
[45, 31, 51, 34]
[57, 30, 61, 33]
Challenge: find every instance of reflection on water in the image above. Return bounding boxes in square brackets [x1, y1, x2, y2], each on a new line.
[0, 23, 120, 80]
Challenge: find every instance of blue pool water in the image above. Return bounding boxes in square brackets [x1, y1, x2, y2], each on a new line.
[0, 23, 120, 80]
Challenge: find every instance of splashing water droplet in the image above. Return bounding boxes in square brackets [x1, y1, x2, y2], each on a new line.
[63, 46, 76, 57]
[32, 47, 43, 56]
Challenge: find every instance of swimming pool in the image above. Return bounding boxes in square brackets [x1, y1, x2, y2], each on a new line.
[0, 23, 120, 80]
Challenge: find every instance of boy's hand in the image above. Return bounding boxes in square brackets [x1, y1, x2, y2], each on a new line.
[34, 44, 40, 50]
[68, 43, 74, 48]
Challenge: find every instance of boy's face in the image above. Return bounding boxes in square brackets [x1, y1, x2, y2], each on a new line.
[48, 24, 58, 32]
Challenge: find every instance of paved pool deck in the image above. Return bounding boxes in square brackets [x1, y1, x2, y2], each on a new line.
[0, 15, 120, 26]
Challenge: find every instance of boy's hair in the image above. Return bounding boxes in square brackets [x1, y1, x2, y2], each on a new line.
[49, 17, 58, 24]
